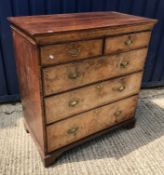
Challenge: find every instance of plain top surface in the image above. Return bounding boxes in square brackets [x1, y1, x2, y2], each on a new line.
[8, 11, 157, 36]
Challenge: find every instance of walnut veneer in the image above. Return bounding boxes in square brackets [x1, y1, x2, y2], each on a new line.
[8, 12, 157, 167]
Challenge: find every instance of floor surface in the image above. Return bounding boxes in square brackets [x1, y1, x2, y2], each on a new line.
[0, 88, 164, 175]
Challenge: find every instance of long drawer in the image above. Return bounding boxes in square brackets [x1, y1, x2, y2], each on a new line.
[41, 39, 103, 66]
[43, 48, 147, 96]
[45, 72, 142, 124]
[46, 95, 138, 152]
[105, 31, 151, 54]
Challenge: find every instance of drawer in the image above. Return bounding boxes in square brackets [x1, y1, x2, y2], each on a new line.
[47, 95, 138, 152]
[43, 48, 147, 96]
[41, 39, 103, 66]
[45, 72, 142, 124]
[105, 31, 151, 54]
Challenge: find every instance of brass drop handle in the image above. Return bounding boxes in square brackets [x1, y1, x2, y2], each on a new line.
[120, 61, 129, 68]
[114, 110, 122, 117]
[69, 99, 79, 107]
[68, 47, 81, 57]
[67, 126, 79, 135]
[68, 72, 79, 80]
[124, 38, 133, 46]
[48, 54, 55, 60]
[117, 85, 125, 92]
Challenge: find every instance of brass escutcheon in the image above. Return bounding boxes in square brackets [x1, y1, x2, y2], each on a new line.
[67, 126, 79, 135]
[114, 110, 122, 117]
[68, 47, 80, 57]
[117, 85, 125, 92]
[124, 38, 133, 46]
[69, 99, 79, 107]
[120, 61, 129, 68]
[68, 72, 79, 79]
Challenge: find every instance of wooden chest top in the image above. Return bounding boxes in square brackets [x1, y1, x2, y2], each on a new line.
[8, 12, 156, 38]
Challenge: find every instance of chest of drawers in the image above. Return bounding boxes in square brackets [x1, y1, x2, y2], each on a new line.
[8, 12, 156, 167]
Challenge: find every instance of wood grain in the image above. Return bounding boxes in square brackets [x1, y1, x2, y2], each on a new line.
[43, 48, 147, 96]
[47, 95, 138, 152]
[36, 23, 155, 45]
[41, 39, 103, 66]
[45, 72, 142, 124]
[105, 31, 151, 54]
[9, 11, 157, 166]
[12, 30, 45, 153]
[8, 12, 157, 36]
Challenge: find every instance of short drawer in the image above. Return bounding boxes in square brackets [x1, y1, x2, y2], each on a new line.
[45, 72, 142, 124]
[43, 48, 147, 96]
[41, 39, 103, 66]
[105, 31, 151, 54]
[46, 95, 138, 152]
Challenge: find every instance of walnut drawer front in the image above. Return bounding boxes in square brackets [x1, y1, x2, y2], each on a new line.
[46, 95, 138, 152]
[105, 31, 151, 54]
[43, 48, 147, 96]
[45, 72, 142, 124]
[41, 39, 103, 66]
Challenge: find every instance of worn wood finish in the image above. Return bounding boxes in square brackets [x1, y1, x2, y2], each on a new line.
[41, 39, 103, 66]
[45, 72, 142, 124]
[43, 49, 147, 96]
[8, 12, 156, 36]
[44, 117, 136, 167]
[12, 30, 45, 153]
[9, 12, 156, 167]
[47, 95, 138, 152]
[8, 12, 157, 45]
[35, 23, 155, 45]
[105, 31, 151, 54]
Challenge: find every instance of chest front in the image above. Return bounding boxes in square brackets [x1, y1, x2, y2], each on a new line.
[9, 12, 157, 167]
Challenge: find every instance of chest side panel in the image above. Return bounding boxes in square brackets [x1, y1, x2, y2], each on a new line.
[12, 30, 45, 153]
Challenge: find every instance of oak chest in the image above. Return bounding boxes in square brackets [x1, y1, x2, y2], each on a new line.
[8, 12, 157, 167]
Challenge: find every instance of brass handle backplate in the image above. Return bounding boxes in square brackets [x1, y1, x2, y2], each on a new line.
[120, 61, 129, 68]
[124, 38, 133, 46]
[112, 84, 126, 92]
[68, 47, 81, 57]
[69, 99, 79, 107]
[68, 72, 79, 80]
[116, 85, 125, 92]
[67, 126, 79, 135]
[118, 85, 125, 92]
[114, 110, 122, 117]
